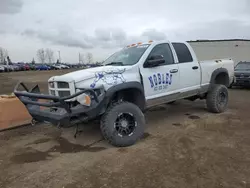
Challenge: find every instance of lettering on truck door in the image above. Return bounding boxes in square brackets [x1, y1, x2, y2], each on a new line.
[140, 43, 180, 100]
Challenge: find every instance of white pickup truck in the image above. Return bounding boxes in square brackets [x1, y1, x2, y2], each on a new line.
[14, 40, 234, 147]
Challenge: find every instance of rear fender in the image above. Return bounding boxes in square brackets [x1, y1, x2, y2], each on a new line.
[210, 68, 229, 87]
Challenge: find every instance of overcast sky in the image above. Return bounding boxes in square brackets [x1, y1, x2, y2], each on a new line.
[0, 0, 250, 63]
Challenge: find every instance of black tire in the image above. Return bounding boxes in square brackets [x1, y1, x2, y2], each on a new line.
[228, 82, 233, 89]
[206, 84, 229, 113]
[100, 101, 145, 147]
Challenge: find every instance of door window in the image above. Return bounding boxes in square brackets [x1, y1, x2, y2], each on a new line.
[172, 43, 193, 63]
[147, 43, 174, 65]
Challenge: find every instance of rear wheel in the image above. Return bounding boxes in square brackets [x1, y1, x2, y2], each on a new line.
[100, 102, 145, 147]
[206, 84, 229, 113]
[228, 82, 234, 88]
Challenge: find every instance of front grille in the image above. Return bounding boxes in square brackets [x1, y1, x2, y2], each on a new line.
[49, 82, 55, 88]
[58, 91, 71, 97]
[57, 82, 69, 88]
[51, 90, 56, 96]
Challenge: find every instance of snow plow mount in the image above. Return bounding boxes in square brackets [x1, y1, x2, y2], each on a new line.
[13, 82, 105, 127]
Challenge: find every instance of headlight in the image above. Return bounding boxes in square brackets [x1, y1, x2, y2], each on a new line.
[49, 82, 54, 88]
[76, 93, 91, 106]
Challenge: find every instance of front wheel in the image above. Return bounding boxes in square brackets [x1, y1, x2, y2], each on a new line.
[100, 102, 145, 147]
[206, 84, 229, 113]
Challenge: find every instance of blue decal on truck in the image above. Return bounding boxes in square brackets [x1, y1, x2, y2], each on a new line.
[90, 68, 126, 88]
[148, 72, 172, 91]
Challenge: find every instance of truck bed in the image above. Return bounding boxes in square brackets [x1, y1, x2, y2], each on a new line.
[199, 58, 234, 87]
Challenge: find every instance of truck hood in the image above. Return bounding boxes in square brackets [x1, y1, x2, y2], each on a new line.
[49, 66, 128, 83]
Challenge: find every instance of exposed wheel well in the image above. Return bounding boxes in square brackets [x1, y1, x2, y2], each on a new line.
[213, 72, 229, 87]
[109, 88, 145, 110]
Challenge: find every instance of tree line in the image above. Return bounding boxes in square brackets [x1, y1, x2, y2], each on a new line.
[36, 48, 94, 64]
[0, 47, 9, 64]
[0, 46, 94, 64]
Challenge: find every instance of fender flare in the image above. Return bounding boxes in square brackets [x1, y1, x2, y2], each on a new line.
[105, 81, 145, 99]
[210, 68, 230, 86]
[101, 82, 146, 110]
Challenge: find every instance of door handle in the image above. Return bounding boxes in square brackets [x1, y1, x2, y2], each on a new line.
[192, 66, 199, 70]
[170, 69, 178, 73]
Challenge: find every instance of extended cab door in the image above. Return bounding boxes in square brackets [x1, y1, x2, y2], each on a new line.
[140, 43, 180, 106]
[171, 42, 201, 95]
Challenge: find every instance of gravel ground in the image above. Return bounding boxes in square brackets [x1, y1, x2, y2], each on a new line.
[0, 69, 75, 95]
[0, 83, 250, 188]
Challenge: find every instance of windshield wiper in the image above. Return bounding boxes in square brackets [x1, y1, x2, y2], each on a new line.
[105, 62, 124, 66]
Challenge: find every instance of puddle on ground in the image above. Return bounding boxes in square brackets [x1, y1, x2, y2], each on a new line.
[185, 113, 191, 116]
[27, 138, 51, 145]
[149, 106, 167, 112]
[172, 123, 182, 127]
[48, 137, 106, 153]
[118, 148, 128, 153]
[11, 150, 51, 164]
[188, 115, 201, 120]
[141, 132, 151, 140]
[11, 137, 106, 164]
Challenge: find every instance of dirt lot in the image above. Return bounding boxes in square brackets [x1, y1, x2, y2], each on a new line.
[0, 69, 76, 95]
[0, 70, 250, 188]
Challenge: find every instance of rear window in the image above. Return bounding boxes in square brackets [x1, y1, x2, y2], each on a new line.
[172, 43, 193, 63]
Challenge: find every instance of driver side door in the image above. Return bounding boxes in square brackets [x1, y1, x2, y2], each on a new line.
[140, 43, 180, 106]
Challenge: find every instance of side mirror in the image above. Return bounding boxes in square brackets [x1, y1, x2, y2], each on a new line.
[144, 55, 165, 68]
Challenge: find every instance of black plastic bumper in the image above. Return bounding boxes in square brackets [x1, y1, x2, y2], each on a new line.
[234, 78, 250, 86]
[14, 82, 106, 126]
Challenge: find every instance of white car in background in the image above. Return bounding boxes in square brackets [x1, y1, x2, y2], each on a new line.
[59, 64, 70, 69]
[52, 64, 69, 69]
[0, 65, 5, 72]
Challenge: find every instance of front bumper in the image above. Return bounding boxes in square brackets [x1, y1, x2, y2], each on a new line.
[234, 78, 250, 86]
[14, 82, 105, 127]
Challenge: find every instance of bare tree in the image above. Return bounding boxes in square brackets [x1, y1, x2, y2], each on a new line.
[31, 58, 35, 64]
[79, 53, 85, 64]
[86, 52, 93, 64]
[37, 48, 46, 64]
[45, 48, 54, 64]
[0, 47, 8, 64]
[7, 56, 12, 65]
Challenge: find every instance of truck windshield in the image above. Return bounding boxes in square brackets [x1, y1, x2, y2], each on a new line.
[235, 62, 250, 70]
[103, 45, 150, 66]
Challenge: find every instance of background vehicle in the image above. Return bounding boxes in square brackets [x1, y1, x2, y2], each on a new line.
[28, 64, 36, 70]
[232, 61, 250, 87]
[11, 64, 20, 71]
[35, 64, 51, 71]
[50, 64, 61, 70]
[0, 65, 4, 72]
[14, 40, 234, 147]
[3, 65, 13, 72]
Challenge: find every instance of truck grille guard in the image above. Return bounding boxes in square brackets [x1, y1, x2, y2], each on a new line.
[14, 82, 99, 108]
[13, 82, 105, 137]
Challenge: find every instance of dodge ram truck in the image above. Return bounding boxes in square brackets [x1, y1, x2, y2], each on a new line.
[14, 40, 234, 147]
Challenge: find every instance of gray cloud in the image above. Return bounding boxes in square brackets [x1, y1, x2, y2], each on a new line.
[0, 0, 23, 14]
[22, 27, 166, 49]
[2, 0, 250, 63]
[95, 29, 112, 42]
[142, 29, 167, 40]
[178, 19, 250, 40]
[22, 28, 94, 49]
